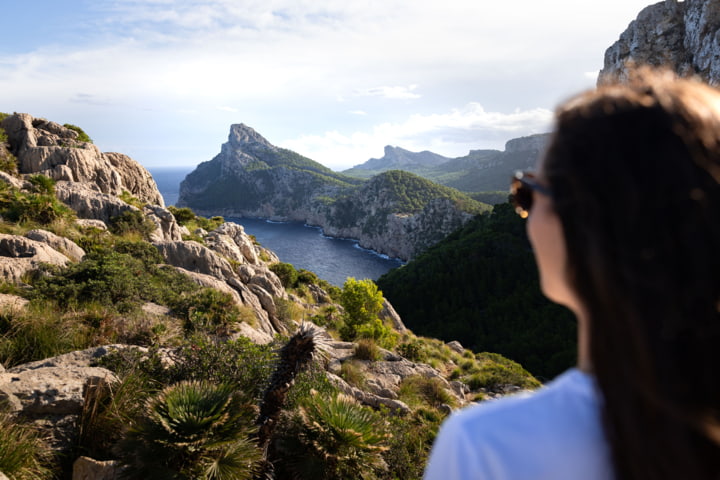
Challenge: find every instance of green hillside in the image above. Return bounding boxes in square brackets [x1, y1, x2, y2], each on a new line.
[377, 202, 577, 379]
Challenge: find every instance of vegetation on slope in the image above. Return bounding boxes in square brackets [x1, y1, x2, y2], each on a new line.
[377, 202, 577, 379]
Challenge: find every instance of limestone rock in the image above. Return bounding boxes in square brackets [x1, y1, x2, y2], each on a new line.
[231, 322, 274, 345]
[25, 229, 85, 261]
[55, 181, 134, 223]
[327, 372, 411, 414]
[380, 299, 407, 333]
[75, 218, 108, 231]
[0, 471, 9, 480]
[0, 234, 69, 282]
[0, 170, 24, 190]
[104, 151, 164, 206]
[205, 231, 247, 265]
[73, 456, 122, 480]
[154, 240, 237, 281]
[0, 113, 164, 205]
[599, 0, 720, 85]
[214, 222, 260, 264]
[144, 205, 183, 242]
[446, 340, 464, 354]
[169, 266, 243, 304]
[0, 293, 29, 312]
[0, 366, 116, 415]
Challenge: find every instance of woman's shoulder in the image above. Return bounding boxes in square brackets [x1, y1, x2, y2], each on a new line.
[424, 369, 613, 480]
[448, 368, 600, 432]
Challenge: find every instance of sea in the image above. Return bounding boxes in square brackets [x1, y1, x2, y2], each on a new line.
[148, 167, 404, 286]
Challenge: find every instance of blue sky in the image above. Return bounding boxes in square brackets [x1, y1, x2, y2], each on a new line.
[1, 0, 654, 170]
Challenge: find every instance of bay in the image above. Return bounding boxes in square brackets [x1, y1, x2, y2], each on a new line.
[149, 167, 404, 286]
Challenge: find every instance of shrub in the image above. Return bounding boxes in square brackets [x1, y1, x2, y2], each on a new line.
[167, 205, 196, 225]
[396, 340, 427, 362]
[269, 262, 298, 288]
[339, 360, 367, 389]
[354, 338, 382, 361]
[0, 408, 54, 479]
[172, 288, 243, 335]
[119, 190, 145, 209]
[0, 305, 91, 368]
[108, 209, 156, 239]
[382, 408, 444, 480]
[339, 277, 384, 341]
[464, 352, 541, 390]
[398, 375, 456, 409]
[63, 123, 92, 143]
[355, 318, 398, 350]
[116, 380, 262, 480]
[32, 250, 150, 312]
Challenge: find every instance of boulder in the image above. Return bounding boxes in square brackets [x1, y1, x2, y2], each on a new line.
[0, 293, 29, 311]
[214, 222, 260, 264]
[205, 231, 247, 265]
[231, 322, 274, 345]
[327, 372, 411, 414]
[72, 456, 122, 480]
[103, 152, 164, 206]
[0, 234, 70, 282]
[25, 229, 85, 261]
[154, 241, 236, 281]
[380, 299, 407, 333]
[169, 266, 243, 304]
[446, 340, 464, 354]
[75, 218, 108, 231]
[55, 181, 134, 223]
[144, 205, 183, 242]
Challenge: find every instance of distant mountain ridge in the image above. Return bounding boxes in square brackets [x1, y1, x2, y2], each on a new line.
[342, 134, 550, 196]
[178, 124, 489, 260]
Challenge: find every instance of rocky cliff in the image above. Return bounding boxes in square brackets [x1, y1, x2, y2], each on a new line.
[178, 124, 487, 260]
[599, 0, 720, 85]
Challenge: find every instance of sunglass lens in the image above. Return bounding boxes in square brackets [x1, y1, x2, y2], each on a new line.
[510, 178, 532, 218]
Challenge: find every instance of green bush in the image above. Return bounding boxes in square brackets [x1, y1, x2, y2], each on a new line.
[0, 305, 91, 368]
[396, 340, 427, 362]
[63, 123, 92, 143]
[0, 408, 54, 479]
[172, 288, 243, 335]
[354, 338, 382, 361]
[339, 277, 384, 341]
[463, 352, 541, 390]
[398, 375, 456, 409]
[269, 262, 298, 288]
[108, 209, 156, 239]
[382, 408, 444, 480]
[167, 206, 196, 225]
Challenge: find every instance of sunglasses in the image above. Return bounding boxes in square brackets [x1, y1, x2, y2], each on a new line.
[510, 171, 552, 218]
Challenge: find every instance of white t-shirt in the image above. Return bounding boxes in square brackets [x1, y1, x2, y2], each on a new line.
[423, 369, 614, 480]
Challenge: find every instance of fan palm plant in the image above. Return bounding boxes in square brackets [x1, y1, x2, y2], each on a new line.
[282, 391, 391, 480]
[116, 380, 262, 480]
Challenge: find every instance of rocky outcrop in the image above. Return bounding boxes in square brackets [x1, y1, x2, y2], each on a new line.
[154, 235, 288, 336]
[25, 229, 85, 261]
[0, 234, 70, 282]
[73, 456, 121, 480]
[144, 205, 184, 242]
[55, 181, 134, 223]
[599, 0, 720, 85]
[0, 113, 163, 205]
[0, 347, 119, 451]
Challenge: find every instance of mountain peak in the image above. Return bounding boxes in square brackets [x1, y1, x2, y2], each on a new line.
[228, 123, 274, 150]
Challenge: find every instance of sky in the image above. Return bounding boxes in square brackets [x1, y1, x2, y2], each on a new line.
[0, 0, 656, 171]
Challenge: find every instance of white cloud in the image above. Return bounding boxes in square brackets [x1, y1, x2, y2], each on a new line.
[217, 106, 239, 112]
[354, 85, 421, 100]
[280, 103, 553, 170]
[349, 110, 367, 116]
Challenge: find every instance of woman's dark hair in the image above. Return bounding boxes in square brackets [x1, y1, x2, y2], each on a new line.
[543, 70, 720, 480]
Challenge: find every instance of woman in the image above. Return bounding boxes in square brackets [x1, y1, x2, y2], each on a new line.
[424, 69, 720, 480]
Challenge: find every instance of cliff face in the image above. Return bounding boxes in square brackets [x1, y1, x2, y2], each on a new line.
[178, 125, 486, 260]
[599, 0, 720, 84]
